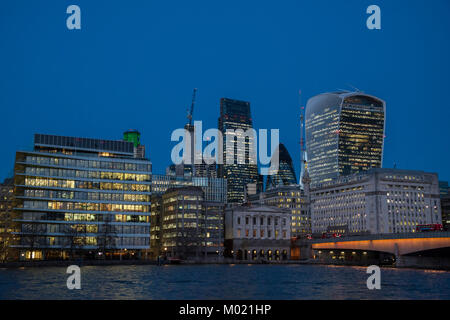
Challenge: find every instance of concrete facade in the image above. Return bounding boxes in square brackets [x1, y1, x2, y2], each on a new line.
[310, 168, 442, 235]
[248, 185, 311, 237]
[224, 205, 291, 260]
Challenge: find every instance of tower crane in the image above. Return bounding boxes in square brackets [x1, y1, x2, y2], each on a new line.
[187, 88, 197, 126]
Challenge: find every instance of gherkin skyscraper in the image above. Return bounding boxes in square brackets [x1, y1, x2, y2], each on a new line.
[265, 143, 297, 190]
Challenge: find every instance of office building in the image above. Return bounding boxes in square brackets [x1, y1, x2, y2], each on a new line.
[150, 174, 226, 259]
[248, 185, 310, 237]
[159, 186, 224, 260]
[265, 143, 297, 189]
[12, 133, 152, 260]
[218, 98, 259, 203]
[305, 91, 386, 185]
[309, 168, 442, 235]
[440, 181, 450, 230]
[152, 174, 226, 203]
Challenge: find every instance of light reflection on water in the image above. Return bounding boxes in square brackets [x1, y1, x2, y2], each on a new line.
[0, 264, 449, 300]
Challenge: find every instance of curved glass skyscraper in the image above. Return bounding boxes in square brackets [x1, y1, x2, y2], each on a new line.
[305, 91, 386, 185]
[266, 143, 297, 189]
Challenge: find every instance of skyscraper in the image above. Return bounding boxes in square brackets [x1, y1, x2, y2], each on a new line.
[265, 143, 297, 190]
[305, 91, 385, 185]
[218, 98, 259, 203]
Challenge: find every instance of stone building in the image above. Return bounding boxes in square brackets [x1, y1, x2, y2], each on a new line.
[310, 168, 442, 235]
[224, 205, 291, 261]
[248, 185, 310, 237]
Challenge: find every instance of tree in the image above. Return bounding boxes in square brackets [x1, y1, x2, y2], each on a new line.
[97, 214, 116, 259]
[0, 180, 17, 263]
[62, 223, 85, 260]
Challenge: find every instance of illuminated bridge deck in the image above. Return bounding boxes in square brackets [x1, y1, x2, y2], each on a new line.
[308, 232, 450, 256]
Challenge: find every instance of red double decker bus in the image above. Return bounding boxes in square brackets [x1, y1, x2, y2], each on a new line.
[321, 232, 342, 239]
[416, 224, 443, 232]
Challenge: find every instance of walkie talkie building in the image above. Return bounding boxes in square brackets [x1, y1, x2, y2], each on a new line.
[305, 91, 386, 185]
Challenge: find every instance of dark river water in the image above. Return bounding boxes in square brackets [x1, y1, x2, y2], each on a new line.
[0, 264, 449, 299]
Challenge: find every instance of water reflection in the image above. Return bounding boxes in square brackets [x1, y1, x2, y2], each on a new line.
[0, 264, 448, 300]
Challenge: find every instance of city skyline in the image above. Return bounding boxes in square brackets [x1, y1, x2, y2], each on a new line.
[1, 0, 450, 184]
[1, 0, 450, 304]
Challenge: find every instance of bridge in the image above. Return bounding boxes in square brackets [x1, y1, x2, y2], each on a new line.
[293, 232, 450, 268]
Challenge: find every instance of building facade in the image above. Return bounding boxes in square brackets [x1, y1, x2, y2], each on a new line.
[310, 168, 442, 235]
[305, 91, 386, 185]
[218, 98, 259, 203]
[224, 205, 291, 261]
[12, 133, 152, 260]
[441, 192, 450, 231]
[265, 143, 297, 189]
[152, 174, 226, 203]
[158, 186, 224, 260]
[249, 185, 311, 237]
[0, 178, 18, 262]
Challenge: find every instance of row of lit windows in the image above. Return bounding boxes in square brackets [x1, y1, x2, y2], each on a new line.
[25, 155, 150, 172]
[24, 177, 150, 192]
[24, 189, 149, 203]
[21, 211, 149, 223]
[25, 167, 150, 182]
[23, 200, 149, 213]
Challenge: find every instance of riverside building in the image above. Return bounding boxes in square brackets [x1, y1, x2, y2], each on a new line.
[157, 186, 224, 260]
[224, 205, 292, 261]
[310, 168, 442, 235]
[149, 174, 226, 259]
[12, 133, 152, 260]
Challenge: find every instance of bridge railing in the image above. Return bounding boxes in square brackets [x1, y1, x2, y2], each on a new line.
[309, 231, 450, 244]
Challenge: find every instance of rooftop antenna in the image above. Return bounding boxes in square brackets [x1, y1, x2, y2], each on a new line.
[346, 84, 362, 92]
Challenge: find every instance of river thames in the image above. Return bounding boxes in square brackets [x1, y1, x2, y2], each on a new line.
[0, 264, 449, 300]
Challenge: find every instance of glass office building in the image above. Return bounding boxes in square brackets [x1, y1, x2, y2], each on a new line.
[305, 92, 385, 185]
[157, 186, 224, 260]
[266, 143, 297, 190]
[150, 175, 226, 259]
[249, 185, 310, 237]
[12, 134, 152, 260]
[218, 98, 259, 203]
[151, 174, 226, 203]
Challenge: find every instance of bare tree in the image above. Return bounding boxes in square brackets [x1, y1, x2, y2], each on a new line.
[20, 222, 43, 258]
[0, 180, 17, 263]
[0, 210, 14, 263]
[98, 214, 116, 259]
[62, 224, 85, 260]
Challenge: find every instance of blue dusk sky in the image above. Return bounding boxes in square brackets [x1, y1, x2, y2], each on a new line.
[0, 0, 449, 181]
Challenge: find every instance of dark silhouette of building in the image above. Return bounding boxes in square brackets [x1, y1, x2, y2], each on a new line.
[265, 143, 297, 190]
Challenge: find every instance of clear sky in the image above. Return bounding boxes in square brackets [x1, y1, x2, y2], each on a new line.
[0, 0, 449, 182]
